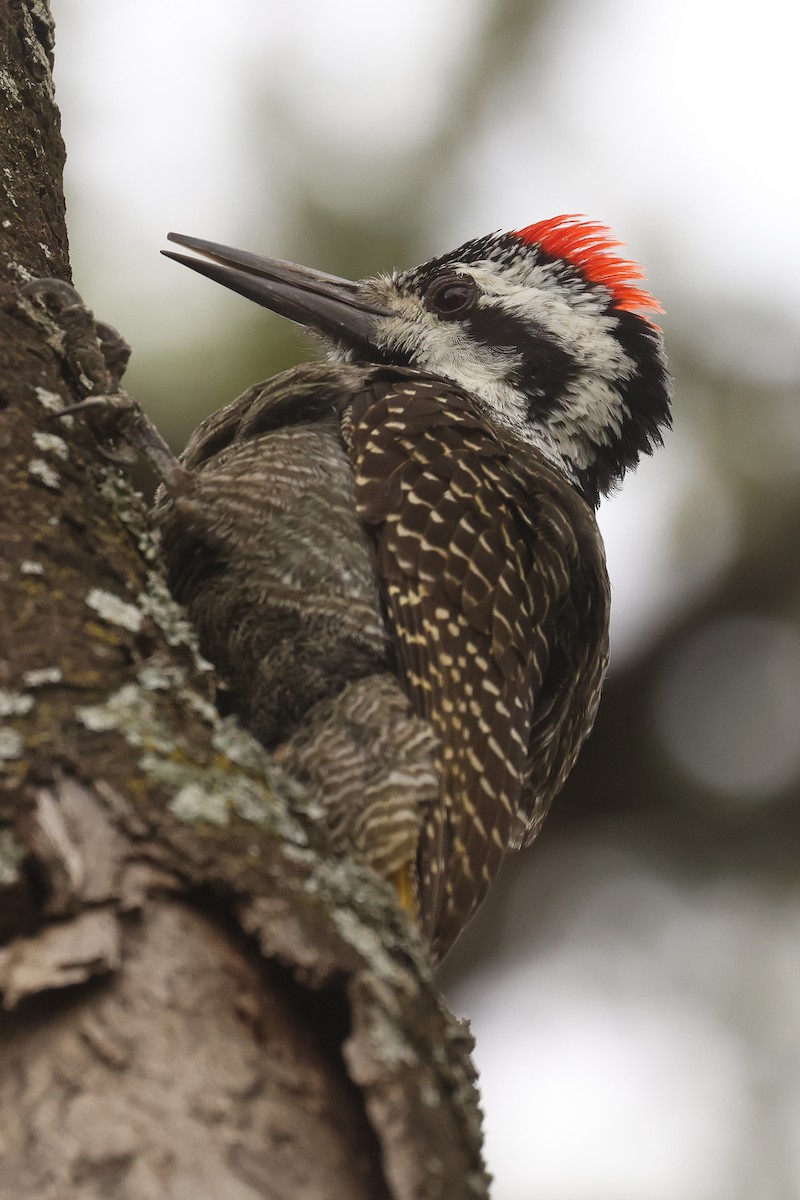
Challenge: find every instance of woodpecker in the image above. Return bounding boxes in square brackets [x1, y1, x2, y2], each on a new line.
[157, 216, 672, 960]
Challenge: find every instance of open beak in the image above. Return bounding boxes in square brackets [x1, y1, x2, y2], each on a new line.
[162, 232, 391, 353]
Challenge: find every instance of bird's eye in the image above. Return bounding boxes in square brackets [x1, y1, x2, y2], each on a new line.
[424, 274, 478, 319]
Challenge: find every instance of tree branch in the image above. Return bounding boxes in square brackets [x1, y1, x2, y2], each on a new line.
[0, 4, 488, 1195]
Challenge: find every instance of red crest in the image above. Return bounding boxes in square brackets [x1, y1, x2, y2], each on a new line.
[515, 215, 663, 316]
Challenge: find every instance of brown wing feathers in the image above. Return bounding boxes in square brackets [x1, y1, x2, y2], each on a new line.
[350, 376, 554, 958]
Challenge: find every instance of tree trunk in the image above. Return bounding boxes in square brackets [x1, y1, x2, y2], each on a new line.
[0, 4, 488, 1196]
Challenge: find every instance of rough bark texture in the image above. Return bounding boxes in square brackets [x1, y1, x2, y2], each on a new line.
[0, 3, 489, 1196]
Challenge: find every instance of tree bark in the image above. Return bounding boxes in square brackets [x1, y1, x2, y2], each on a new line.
[0, 4, 488, 1196]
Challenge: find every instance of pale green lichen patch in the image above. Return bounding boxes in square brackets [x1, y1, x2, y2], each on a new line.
[167, 774, 291, 829]
[32, 430, 69, 460]
[0, 729, 24, 761]
[137, 661, 184, 692]
[0, 829, 25, 886]
[137, 661, 215, 722]
[23, 667, 62, 688]
[210, 716, 274, 772]
[231, 775, 307, 832]
[34, 386, 74, 427]
[169, 783, 229, 826]
[34, 386, 62, 412]
[93, 471, 211, 674]
[150, 750, 307, 844]
[0, 691, 34, 718]
[97, 470, 156, 556]
[78, 682, 306, 844]
[184, 688, 219, 726]
[28, 457, 60, 489]
[77, 683, 173, 753]
[85, 588, 143, 634]
[208, 718, 310, 812]
[139, 573, 212, 672]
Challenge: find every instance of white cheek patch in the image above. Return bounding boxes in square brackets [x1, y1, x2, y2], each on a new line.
[460, 260, 639, 473]
[348, 260, 641, 486]
[383, 312, 523, 416]
[463, 260, 632, 383]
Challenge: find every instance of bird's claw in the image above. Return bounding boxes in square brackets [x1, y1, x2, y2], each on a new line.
[21, 276, 132, 396]
[21, 277, 189, 492]
[21, 277, 85, 308]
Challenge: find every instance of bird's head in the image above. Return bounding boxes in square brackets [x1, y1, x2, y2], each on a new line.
[164, 216, 671, 506]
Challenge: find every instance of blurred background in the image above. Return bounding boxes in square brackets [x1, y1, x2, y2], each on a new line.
[55, 2, 800, 1196]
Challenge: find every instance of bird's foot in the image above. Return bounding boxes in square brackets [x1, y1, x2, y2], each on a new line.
[22, 277, 131, 397]
[20, 278, 191, 493]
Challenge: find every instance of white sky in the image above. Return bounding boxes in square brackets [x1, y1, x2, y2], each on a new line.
[57, 2, 800, 325]
[53, 3, 800, 1195]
